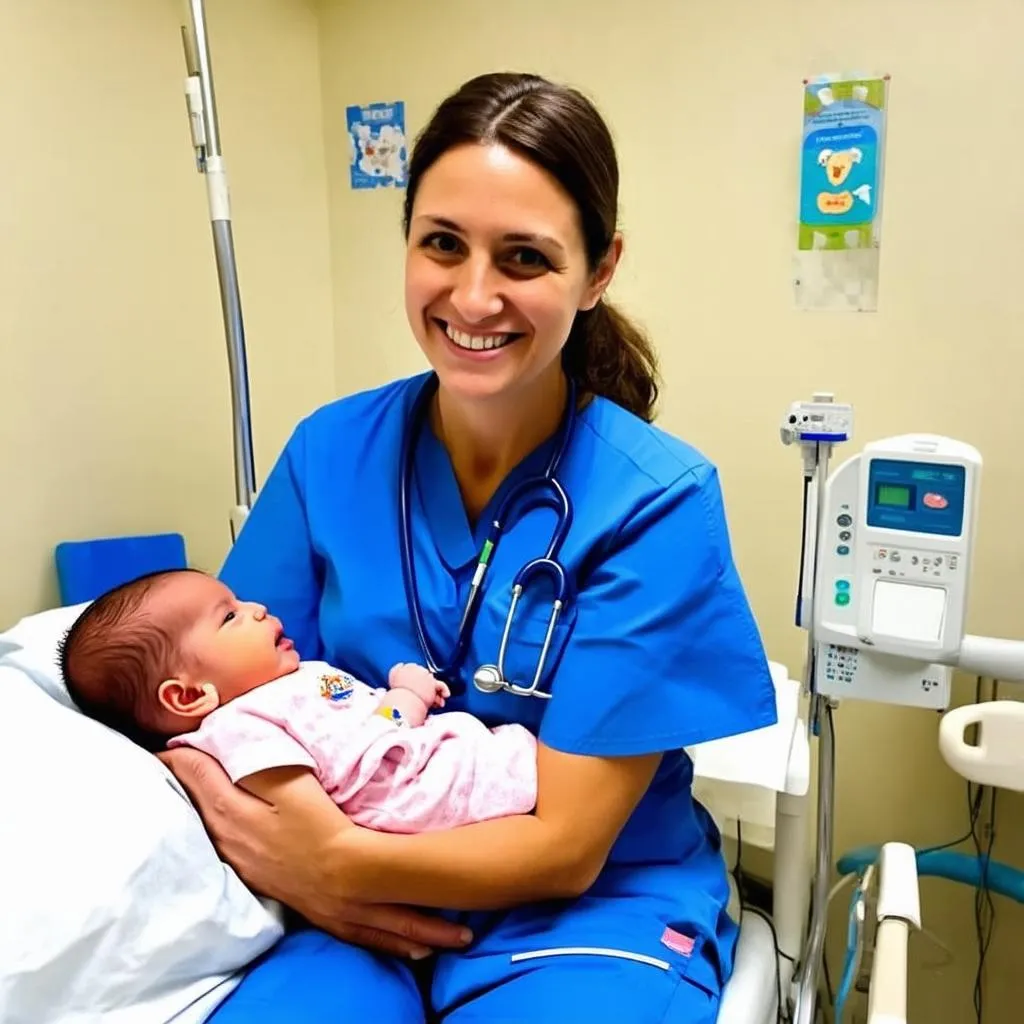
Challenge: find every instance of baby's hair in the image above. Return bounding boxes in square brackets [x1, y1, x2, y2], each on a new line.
[59, 568, 202, 752]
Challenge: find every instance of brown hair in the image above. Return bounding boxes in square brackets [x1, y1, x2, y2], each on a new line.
[402, 72, 660, 422]
[59, 569, 197, 752]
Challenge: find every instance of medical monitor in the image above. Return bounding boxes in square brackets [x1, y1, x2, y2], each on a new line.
[812, 435, 981, 709]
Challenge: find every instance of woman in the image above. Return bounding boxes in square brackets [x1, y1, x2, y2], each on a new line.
[164, 71, 777, 1022]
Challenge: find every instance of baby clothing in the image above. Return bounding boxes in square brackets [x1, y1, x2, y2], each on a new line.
[166, 661, 537, 833]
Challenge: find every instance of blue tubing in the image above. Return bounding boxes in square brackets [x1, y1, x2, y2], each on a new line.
[834, 885, 861, 1021]
[836, 845, 1024, 903]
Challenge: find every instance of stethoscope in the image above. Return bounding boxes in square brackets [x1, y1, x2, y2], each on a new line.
[398, 373, 577, 700]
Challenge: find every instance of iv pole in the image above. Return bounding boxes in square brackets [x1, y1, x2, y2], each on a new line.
[180, 0, 256, 542]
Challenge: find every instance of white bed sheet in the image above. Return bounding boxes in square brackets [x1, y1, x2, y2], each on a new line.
[0, 603, 285, 1023]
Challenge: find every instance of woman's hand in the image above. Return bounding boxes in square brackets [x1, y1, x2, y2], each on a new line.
[158, 748, 473, 959]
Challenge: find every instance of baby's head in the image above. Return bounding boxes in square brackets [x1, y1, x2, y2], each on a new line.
[59, 569, 300, 750]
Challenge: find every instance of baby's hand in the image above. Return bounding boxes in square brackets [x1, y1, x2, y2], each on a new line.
[432, 679, 451, 709]
[388, 663, 448, 709]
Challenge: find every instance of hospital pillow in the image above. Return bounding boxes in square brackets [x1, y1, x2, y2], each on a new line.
[0, 600, 90, 709]
[0, 606, 285, 1024]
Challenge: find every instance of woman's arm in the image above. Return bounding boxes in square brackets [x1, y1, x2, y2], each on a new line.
[159, 748, 474, 958]
[333, 742, 660, 909]
[181, 740, 658, 912]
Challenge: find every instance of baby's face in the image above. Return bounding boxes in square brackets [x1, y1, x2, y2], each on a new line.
[163, 574, 300, 702]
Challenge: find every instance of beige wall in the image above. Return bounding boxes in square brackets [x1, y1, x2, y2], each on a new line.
[317, 0, 1024, 1019]
[0, 0, 335, 626]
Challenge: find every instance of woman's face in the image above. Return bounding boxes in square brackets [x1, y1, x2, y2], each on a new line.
[404, 142, 616, 406]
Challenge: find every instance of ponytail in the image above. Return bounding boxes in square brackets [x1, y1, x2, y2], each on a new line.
[563, 298, 660, 422]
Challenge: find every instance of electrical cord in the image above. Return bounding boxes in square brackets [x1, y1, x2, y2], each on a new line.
[973, 783, 996, 1023]
[822, 700, 837, 1016]
[972, 678, 999, 1023]
[794, 474, 811, 627]
[915, 676, 998, 1023]
[822, 946, 835, 1011]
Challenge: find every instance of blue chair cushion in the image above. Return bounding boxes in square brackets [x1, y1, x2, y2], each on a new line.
[55, 533, 188, 605]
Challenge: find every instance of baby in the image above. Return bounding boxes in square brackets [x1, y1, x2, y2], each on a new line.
[59, 568, 537, 833]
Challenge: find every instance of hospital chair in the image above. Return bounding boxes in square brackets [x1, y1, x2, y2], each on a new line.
[690, 660, 812, 1024]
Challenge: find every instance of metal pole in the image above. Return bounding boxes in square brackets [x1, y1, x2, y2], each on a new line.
[180, 0, 256, 538]
[792, 441, 838, 1024]
[792, 695, 835, 1024]
[780, 399, 853, 1023]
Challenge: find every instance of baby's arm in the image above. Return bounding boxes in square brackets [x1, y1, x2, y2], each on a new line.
[375, 663, 449, 728]
[167, 702, 317, 783]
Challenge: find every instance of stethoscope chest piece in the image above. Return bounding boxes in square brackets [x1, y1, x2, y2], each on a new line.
[472, 664, 506, 694]
[472, 661, 555, 700]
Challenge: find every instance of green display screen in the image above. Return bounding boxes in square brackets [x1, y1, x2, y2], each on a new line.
[877, 483, 911, 508]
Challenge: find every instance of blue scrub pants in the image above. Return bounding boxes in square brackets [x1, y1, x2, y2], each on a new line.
[207, 927, 719, 1023]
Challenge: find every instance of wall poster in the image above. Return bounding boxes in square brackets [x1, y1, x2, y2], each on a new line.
[794, 74, 890, 312]
[346, 101, 408, 190]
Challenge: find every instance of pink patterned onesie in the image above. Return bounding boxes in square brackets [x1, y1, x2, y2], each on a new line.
[166, 661, 538, 833]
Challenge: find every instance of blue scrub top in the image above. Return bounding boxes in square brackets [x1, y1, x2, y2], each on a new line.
[220, 371, 778, 994]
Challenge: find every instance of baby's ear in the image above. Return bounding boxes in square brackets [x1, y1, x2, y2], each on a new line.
[157, 679, 220, 718]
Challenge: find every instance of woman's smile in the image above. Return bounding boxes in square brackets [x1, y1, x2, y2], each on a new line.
[434, 317, 525, 358]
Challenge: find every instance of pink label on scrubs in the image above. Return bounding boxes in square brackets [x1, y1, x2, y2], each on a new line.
[660, 927, 695, 956]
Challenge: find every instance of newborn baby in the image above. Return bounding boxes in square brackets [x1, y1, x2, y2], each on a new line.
[60, 568, 537, 833]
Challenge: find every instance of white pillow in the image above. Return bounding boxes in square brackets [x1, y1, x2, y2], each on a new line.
[0, 606, 285, 1023]
[0, 601, 91, 709]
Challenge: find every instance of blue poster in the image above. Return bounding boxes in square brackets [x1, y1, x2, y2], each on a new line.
[346, 101, 408, 190]
[797, 76, 888, 250]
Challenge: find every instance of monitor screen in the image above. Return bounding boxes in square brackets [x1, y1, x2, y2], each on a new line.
[876, 483, 912, 509]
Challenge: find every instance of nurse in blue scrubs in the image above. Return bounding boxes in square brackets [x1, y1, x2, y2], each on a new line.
[163, 70, 778, 1023]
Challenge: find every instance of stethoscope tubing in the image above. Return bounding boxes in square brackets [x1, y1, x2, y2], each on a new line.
[398, 371, 578, 696]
